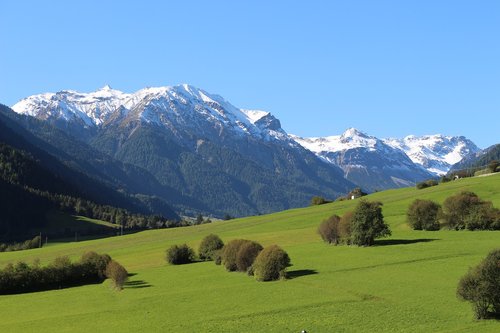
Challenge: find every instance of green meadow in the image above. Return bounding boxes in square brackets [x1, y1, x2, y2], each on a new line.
[1, 174, 499, 332]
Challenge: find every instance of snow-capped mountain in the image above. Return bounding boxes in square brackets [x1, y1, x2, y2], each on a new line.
[11, 84, 480, 212]
[13, 85, 130, 127]
[10, 85, 353, 217]
[292, 129, 434, 192]
[12, 84, 292, 145]
[383, 135, 480, 175]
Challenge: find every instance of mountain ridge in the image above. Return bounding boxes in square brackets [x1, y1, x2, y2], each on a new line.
[9, 87, 355, 217]
[9, 84, 482, 213]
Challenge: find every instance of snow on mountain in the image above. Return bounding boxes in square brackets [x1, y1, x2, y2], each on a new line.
[240, 109, 269, 124]
[12, 84, 478, 193]
[12, 84, 291, 144]
[383, 135, 480, 175]
[12, 85, 130, 126]
[290, 128, 378, 154]
[292, 129, 434, 192]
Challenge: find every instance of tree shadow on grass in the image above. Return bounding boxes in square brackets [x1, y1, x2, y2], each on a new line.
[124, 279, 152, 289]
[287, 269, 318, 279]
[485, 312, 500, 320]
[374, 238, 440, 246]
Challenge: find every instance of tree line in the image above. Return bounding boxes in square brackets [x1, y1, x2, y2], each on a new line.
[0, 235, 41, 252]
[0, 252, 127, 294]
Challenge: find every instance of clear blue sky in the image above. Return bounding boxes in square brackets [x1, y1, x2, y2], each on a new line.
[1, 0, 499, 147]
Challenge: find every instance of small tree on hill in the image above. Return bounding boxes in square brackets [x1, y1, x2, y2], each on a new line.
[318, 215, 342, 245]
[457, 248, 500, 319]
[166, 244, 196, 265]
[253, 245, 291, 281]
[489, 160, 499, 173]
[406, 199, 441, 230]
[105, 260, 128, 290]
[198, 234, 224, 261]
[311, 196, 329, 206]
[349, 200, 391, 246]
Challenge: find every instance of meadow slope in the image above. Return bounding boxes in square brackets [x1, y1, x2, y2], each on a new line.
[0, 174, 499, 332]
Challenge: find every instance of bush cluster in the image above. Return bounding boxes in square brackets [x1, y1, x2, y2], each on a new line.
[457, 248, 500, 319]
[218, 239, 291, 281]
[406, 199, 441, 230]
[198, 234, 224, 261]
[0, 252, 124, 294]
[221, 239, 262, 272]
[442, 191, 500, 230]
[0, 235, 41, 252]
[165, 244, 196, 265]
[320, 200, 391, 247]
[416, 179, 439, 190]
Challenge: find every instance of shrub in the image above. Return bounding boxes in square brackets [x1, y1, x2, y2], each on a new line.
[236, 241, 263, 273]
[318, 215, 342, 245]
[489, 160, 499, 173]
[166, 244, 195, 265]
[105, 260, 128, 290]
[406, 199, 441, 230]
[221, 239, 262, 272]
[442, 191, 499, 230]
[310, 196, 329, 206]
[253, 245, 291, 281]
[416, 179, 439, 189]
[457, 248, 500, 319]
[81, 251, 112, 279]
[440, 176, 451, 183]
[349, 200, 391, 246]
[198, 234, 224, 261]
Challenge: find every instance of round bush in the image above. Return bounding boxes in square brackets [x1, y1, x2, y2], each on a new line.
[221, 239, 262, 272]
[166, 244, 195, 265]
[105, 260, 128, 290]
[406, 199, 441, 230]
[236, 241, 263, 272]
[253, 245, 291, 281]
[198, 234, 224, 261]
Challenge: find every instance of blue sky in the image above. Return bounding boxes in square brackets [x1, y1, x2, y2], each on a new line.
[1, 0, 498, 147]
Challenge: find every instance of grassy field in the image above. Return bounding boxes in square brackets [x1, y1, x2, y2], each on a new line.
[1, 174, 499, 332]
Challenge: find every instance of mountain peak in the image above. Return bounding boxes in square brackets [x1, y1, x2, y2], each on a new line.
[382, 134, 480, 175]
[101, 84, 112, 91]
[341, 128, 368, 139]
